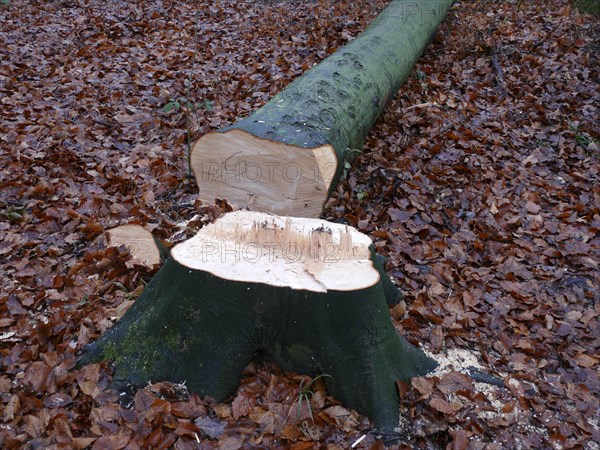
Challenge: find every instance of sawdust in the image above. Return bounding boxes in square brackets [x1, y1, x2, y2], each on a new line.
[410, 346, 557, 447]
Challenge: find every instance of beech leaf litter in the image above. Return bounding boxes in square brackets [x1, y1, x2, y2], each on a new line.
[1, 0, 598, 448]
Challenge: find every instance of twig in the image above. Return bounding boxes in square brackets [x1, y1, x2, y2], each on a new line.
[491, 50, 506, 95]
[402, 101, 439, 112]
[351, 435, 367, 448]
[184, 50, 198, 178]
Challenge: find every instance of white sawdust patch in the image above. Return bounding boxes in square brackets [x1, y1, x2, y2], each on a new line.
[403, 346, 555, 447]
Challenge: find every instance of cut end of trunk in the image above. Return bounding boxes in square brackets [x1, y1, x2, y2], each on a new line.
[171, 211, 378, 292]
[191, 129, 337, 217]
[106, 224, 161, 267]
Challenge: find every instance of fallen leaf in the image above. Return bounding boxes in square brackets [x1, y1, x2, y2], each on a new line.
[430, 397, 461, 415]
[195, 415, 226, 439]
[412, 377, 433, 396]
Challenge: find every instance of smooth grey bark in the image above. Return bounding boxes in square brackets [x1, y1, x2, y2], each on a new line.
[192, 0, 454, 216]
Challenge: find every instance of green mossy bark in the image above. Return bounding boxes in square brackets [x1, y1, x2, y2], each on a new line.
[80, 256, 435, 430]
[576, 0, 600, 14]
[224, 0, 454, 190]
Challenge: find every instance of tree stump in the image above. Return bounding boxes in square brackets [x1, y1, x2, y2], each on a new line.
[80, 211, 436, 430]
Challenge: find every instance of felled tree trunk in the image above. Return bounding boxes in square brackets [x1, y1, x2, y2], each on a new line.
[192, 0, 454, 217]
[80, 211, 436, 430]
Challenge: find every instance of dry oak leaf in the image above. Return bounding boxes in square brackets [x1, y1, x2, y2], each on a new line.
[24, 414, 46, 438]
[573, 353, 599, 368]
[75, 363, 101, 398]
[525, 201, 541, 214]
[412, 376, 434, 396]
[430, 397, 462, 415]
[213, 403, 232, 419]
[218, 435, 244, 450]
[3, 395, 20, 421]
[281, 423, 304, 442]
[195, 415, 226, 439]
[450, 429, 470, 450]
[290, 443, 317, 450]
[72, 437, 97, 450]
[248, 406, 276, 434]
[232, 390, 257, 419]
[43, 392, 73, 408]
[91, 434, 130, 450]
[323, 405, 359, 432]
[437, 370, 474, 395]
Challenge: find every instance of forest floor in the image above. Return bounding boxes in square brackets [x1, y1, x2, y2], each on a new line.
[1, 0, 599, 448]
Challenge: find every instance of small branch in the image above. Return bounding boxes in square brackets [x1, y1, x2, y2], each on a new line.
[403, 101, 439, 112]
[491, 50, 507, 95]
